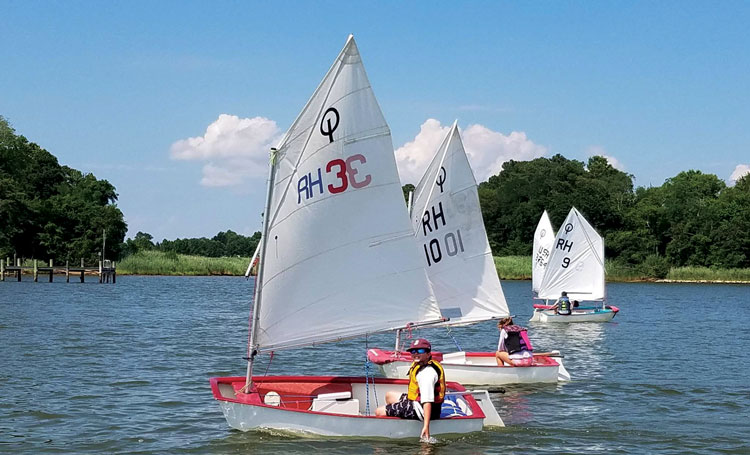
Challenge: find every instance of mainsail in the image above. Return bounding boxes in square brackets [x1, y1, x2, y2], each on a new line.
[537, 207, 605, 302]
[532, 210, 555, 296]
[410, 122, 509, 325]
[252, 35, 441, 352]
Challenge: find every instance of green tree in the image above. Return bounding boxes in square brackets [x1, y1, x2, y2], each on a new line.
[0, 116, 126, 261]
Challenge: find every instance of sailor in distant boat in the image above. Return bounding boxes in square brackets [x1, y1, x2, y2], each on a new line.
[376, 338, 445, 440]
[552, 291, 572, 315]
[495, 317, 535, 367]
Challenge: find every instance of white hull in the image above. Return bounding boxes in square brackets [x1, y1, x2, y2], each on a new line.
[217, 398, 482, 437]
[373, 351, 570, 385]
[530, 308, 617, 323]
[211, 376, 496, 438]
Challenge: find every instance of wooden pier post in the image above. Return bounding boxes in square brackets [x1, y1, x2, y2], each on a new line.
[49, 259, 54, 282]
[66, 260, 70, 283]
[34, 259, 38, 282]
[16, 257, 21, 281]
[113, 261, 116, 284]
[1, 258, 4, 281]
[80, 258, 85, 283]
[99, 258, 103, 283]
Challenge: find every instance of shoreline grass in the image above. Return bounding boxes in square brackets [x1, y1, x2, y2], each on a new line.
[117, 250, 248, 276]
[494, 256, 750, 283]
[110, 251, 750, 283]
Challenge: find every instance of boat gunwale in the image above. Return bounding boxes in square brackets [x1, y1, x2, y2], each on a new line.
[367, 349, 560, 368]
[210, 376, 485, 421]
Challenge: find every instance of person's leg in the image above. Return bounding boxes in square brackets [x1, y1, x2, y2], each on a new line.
[376, 391, 402, 416]
[496, 351, 512, 366]
[385, 391, 401, 404]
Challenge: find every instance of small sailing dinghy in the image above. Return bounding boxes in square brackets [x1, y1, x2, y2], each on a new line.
[367, 123, 569, 385]
[530, 207, 619, 323]
[532, 210, 555, 296]
[210, 36, 501, 437]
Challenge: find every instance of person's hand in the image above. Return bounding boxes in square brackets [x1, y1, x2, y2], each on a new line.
[420, 423, 430, 440]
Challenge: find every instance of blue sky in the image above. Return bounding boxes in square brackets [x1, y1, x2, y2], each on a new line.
[2, 1, 749, 241]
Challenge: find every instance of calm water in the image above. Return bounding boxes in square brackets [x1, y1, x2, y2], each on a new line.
[1, 277, 749, 454]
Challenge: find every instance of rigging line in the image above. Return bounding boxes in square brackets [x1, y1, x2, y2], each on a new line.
[246, 272, 257, 359]
[261, 351, 275, 377]
[364, 334, 371, 416]
[446, 326, 462, 351]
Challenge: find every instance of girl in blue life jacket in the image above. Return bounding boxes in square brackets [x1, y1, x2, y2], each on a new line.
[495, 317, 534, 367]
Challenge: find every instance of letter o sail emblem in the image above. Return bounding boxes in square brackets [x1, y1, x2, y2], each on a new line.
[320, 107, 340, 143]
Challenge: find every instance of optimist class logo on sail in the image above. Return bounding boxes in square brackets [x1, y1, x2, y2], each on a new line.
[297, 107, 372, 204]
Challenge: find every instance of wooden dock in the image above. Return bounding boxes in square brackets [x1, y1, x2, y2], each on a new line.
[0, 257, 116, 283]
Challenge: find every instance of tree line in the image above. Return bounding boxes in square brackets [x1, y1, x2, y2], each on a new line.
[3, 116, 749, 276]
[476, 155, 750, 276]
[0, 116, 127, 262]
[124, 230, 261, 258]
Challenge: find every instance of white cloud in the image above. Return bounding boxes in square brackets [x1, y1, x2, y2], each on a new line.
[170, 114, 282, 187]
[462, 124, 548, 181]
[586, 145, 625, 172]
[585, 145, 626, 171]
[729, 164, 750, 185]
[395, 119, 547, 184]
[394, 119, 451, 184]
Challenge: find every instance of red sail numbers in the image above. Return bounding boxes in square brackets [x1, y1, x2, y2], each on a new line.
[297, 154, 372, 204]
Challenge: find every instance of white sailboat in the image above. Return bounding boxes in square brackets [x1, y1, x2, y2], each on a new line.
[367, 123, 569, 384]
[530, 207, 619, 322]
[532, 210, 555, 297]
[210, 36, 501, 437]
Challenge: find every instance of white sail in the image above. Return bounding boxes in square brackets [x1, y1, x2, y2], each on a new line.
[532, 210, 555, 296]
[410, 122, 509, 325]
[537, 207, 605, 301]
[254, 35, 441, 351]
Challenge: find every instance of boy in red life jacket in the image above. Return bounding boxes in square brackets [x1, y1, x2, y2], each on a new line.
[495, 317, 535, 367]
[375, 338, 446, 440]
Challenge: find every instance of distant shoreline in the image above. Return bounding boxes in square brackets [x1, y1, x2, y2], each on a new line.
[110, 273, 750, 284]
[105, 251, 750, 284]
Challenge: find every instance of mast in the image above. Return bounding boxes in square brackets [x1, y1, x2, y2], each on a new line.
[244, 147, 278, 391]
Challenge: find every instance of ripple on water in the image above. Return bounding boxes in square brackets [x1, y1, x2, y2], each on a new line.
[2, 277, 749, 454]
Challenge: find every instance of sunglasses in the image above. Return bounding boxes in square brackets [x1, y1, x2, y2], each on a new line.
[408, 348, 430, 355]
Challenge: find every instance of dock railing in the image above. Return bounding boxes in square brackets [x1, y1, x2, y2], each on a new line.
[0, 255, 116, 283]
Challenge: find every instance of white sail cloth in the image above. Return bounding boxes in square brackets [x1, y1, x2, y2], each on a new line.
[537, 207, 605, 301]
[532, 210, 555, 296]
[410, 123, 509, 325]
[255, 36, 441, 351]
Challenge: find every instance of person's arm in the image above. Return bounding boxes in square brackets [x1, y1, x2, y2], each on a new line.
[498, 329, 507, 352]
[416, 367, 438, 439]
[421, 402, 432, 440]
